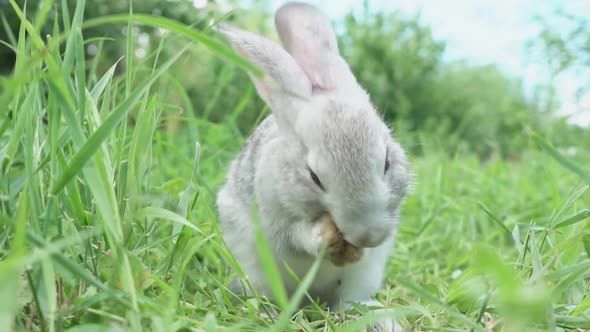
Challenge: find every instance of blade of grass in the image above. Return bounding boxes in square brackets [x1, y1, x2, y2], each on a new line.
[60, 0, 71, 33]
[272, 252, 324, 332]
[0, 11, 17, 46]
[533, 133, 590, 183]
[477, 202, 512, 237]
[25, 231, 131, 308]
[90, 57, 123, 103]
[136, 207, 205, 235]
[251, 203, 288, 310]
[83, 14, 262, 76]
[396, 278, 486, 330]
[50, 46, 188, 194]
[125, 3, 134, 98]
[25, 271, 47, 332]
[555, 315, 590, 329]
[552, 210, 590, 229]
[172, 142, 201, 241]
[41, 255, 57, 332]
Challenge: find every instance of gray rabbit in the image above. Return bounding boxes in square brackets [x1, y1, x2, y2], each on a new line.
[216, 2, 411, 331]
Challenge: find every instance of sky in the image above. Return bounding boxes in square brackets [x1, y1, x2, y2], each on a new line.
[201, 0, 590, 127]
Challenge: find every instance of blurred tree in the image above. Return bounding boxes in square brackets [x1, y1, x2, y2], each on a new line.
[531, 9, 590, 150]
[341, 10, 445, 126]
[429, 63, 538, 157]
[536, 11, 589, 95]
[341, 8, 542, 158]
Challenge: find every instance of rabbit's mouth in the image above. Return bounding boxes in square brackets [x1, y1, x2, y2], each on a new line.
[343, 233, 384, 249]
[340, 219, 393, 248]
[314, 210, 392, 249]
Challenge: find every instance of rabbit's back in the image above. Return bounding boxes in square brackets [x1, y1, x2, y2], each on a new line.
[218, 116, 280, 223]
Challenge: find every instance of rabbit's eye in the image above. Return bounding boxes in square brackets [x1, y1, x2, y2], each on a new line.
[309, 168, 325, 191]
[384, 150, 390, 174]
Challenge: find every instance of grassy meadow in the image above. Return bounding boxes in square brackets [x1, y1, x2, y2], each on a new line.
[1, 1, 590, 331]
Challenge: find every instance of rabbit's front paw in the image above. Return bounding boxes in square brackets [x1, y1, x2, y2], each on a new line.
[319, 214, 363, 266]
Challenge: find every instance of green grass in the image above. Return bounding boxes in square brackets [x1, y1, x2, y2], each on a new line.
[1, 2, 590, 331]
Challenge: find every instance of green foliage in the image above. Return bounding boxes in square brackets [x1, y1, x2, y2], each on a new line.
[1, 1, 557, 158]
[342, 10, 544, 158]
[534, 11, 589, 84]
[0, 0, 214, 74]
[428, 63, 539, 157]
[341, 10, 445, 126]
[1, 1, 590, 331]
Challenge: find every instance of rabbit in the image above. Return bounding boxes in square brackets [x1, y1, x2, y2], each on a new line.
[216, 2, 411, 331]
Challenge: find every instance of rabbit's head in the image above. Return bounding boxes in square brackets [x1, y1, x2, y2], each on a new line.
[218, 2, 410, 248]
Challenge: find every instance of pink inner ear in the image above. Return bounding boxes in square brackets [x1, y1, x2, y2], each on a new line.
[275, 2, 357, 93]
[291, 47, 330, 91]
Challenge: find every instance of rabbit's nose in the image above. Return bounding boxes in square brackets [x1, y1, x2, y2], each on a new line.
[344, 229, 387, 248]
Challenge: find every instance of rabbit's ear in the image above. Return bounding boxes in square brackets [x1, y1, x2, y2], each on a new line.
[275, 2, 357, 93]
[217, 23, 311, 127]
